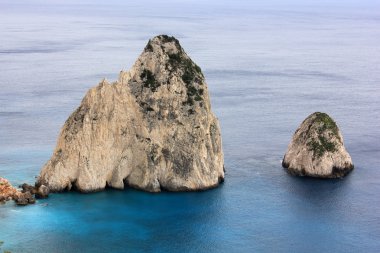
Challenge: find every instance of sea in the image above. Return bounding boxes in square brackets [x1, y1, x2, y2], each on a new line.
[0, 0, 379, 252]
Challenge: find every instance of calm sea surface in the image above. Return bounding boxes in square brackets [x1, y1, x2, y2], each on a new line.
[1, 0, 379, 252]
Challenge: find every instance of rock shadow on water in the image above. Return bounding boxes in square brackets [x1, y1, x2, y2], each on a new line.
[283, 169, 355, 214]
[277, 170, 360, 252]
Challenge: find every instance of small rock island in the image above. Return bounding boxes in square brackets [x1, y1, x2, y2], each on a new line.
[38, 35, 224, 193]
[282, 112, 354, 178]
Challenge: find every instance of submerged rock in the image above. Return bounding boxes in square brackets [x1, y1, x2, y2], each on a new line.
[20, 183, 50, 198]
[38, 35, 224, 193]
[20, 183, 36, 194]
[14, 191, 35, 205]
[282, 112, 354, 178]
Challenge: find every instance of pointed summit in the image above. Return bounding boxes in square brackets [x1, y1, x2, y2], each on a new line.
[125, 35, 208, 115]
[144, 35, 182, 54]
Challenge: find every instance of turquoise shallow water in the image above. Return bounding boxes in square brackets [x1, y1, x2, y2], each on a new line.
[1, 0, 380, 252]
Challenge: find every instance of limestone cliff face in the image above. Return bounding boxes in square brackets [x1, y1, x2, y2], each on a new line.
[282, 112, 354, 178]
[38, 35, 224, 192]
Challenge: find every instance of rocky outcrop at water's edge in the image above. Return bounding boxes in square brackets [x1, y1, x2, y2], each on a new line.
[0, 178, 49, 205]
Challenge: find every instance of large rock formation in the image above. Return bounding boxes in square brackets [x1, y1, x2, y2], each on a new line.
[38, 35, 224, 192]
[282, 112, 354, 178]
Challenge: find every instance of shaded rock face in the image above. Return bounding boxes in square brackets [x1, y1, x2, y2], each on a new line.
[35, 185, 50, 199]
[21, 183, 36, 194]
[38, 35, 224, 193]
[282, 112, 354, 178]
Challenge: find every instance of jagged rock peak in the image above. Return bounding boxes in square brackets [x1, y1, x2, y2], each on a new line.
[282, 112, 354, 178]
[38, 35, 224, 193]
[144, 35, 182, 53]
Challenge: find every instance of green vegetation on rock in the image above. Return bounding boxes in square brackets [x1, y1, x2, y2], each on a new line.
[181, 57, 202, 85]
[144, 35, 180, 52]
[308, 136, 337, 158]
[306, 112, 340, 158]
[183, 82, 203, 107]
[142, 35, 204, 108]
[140, 69, 160, 92]
[159, 35, 180, 46]
[313, 112, 339, 137]
[144, 40, 154, 52]
[166, 51, 204, 108]
[168, 52, 182, 66]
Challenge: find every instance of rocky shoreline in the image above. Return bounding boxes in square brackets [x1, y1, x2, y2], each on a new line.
[0, 177, 49, 206]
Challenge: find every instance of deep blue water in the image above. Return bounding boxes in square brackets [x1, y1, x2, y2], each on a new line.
[1, 0, 380, 252]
